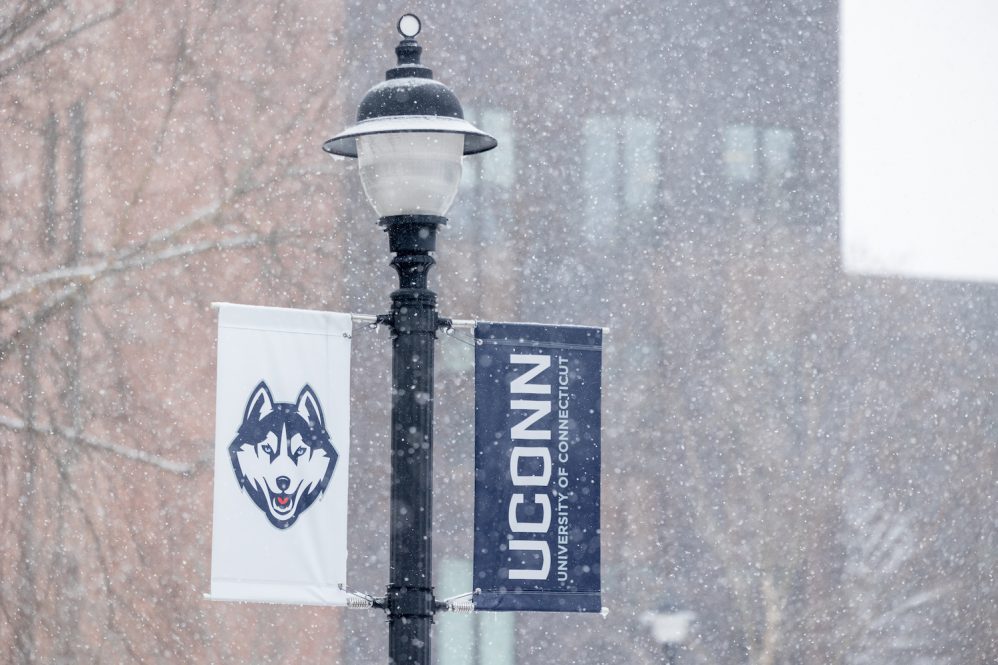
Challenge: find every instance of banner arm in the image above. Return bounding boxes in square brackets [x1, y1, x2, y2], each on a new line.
[209, 303, 481, 330]
[338, 583, 387, 611]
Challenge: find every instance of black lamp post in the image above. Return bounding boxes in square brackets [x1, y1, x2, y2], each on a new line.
[324, 15, 496, 665]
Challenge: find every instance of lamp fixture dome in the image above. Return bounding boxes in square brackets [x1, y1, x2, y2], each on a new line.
[322, 15, 497, 159]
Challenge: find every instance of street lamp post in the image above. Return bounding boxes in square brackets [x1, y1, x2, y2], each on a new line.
[324, 15, 496, 665]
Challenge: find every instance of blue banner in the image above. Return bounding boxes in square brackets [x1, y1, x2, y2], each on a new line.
[473, 322, 602, 612]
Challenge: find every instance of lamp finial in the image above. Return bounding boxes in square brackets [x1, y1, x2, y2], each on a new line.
[398, 14, 421, 39]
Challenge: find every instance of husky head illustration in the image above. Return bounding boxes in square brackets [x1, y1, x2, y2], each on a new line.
[229, 381, 338, 529]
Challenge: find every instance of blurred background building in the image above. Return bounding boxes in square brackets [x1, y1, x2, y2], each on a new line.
[1, 1, 995, 664]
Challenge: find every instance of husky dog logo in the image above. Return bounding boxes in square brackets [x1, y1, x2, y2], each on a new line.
[229, 381, 338, 529]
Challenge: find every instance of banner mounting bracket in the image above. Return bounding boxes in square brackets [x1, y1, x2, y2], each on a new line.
[338, 583, 386, 612]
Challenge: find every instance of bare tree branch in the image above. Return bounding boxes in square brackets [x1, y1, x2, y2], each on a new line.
[0, 3, 125, 82]
[0, 414, 204, 474]
[1, 158, 337, 309]
[0, 1, 65, 53]
[0, 221, 259, 306]
[118, 3, 196, 230]
[0, 231, 271, 367]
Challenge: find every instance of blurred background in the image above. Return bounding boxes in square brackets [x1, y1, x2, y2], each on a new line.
[1, 1, 995, 663]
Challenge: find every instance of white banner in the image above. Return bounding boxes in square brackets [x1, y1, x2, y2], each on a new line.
[209, 303, 351, 606]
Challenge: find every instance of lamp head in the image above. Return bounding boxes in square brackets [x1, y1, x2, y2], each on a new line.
[323, 15, 497, 218]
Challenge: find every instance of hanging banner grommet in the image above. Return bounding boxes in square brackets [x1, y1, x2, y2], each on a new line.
[209, 303, 352, 606]
[473, 322, 604, 613]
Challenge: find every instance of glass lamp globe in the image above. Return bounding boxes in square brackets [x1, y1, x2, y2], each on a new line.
[356, 131, 464, 217]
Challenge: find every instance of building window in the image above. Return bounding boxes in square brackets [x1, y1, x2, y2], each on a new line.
[722, 124, 796, 183]
[624, 117, 660, 210]
[459, 108, 515, 241]
[723, 124, 758, 182]
[461, 108, 515, 189]
[480, 109, 514, 187]
[762, 127, 795, 180]
[582, 115, 661, 238]
[437, 558, 516, 665]
[582, 116, 620, 237]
